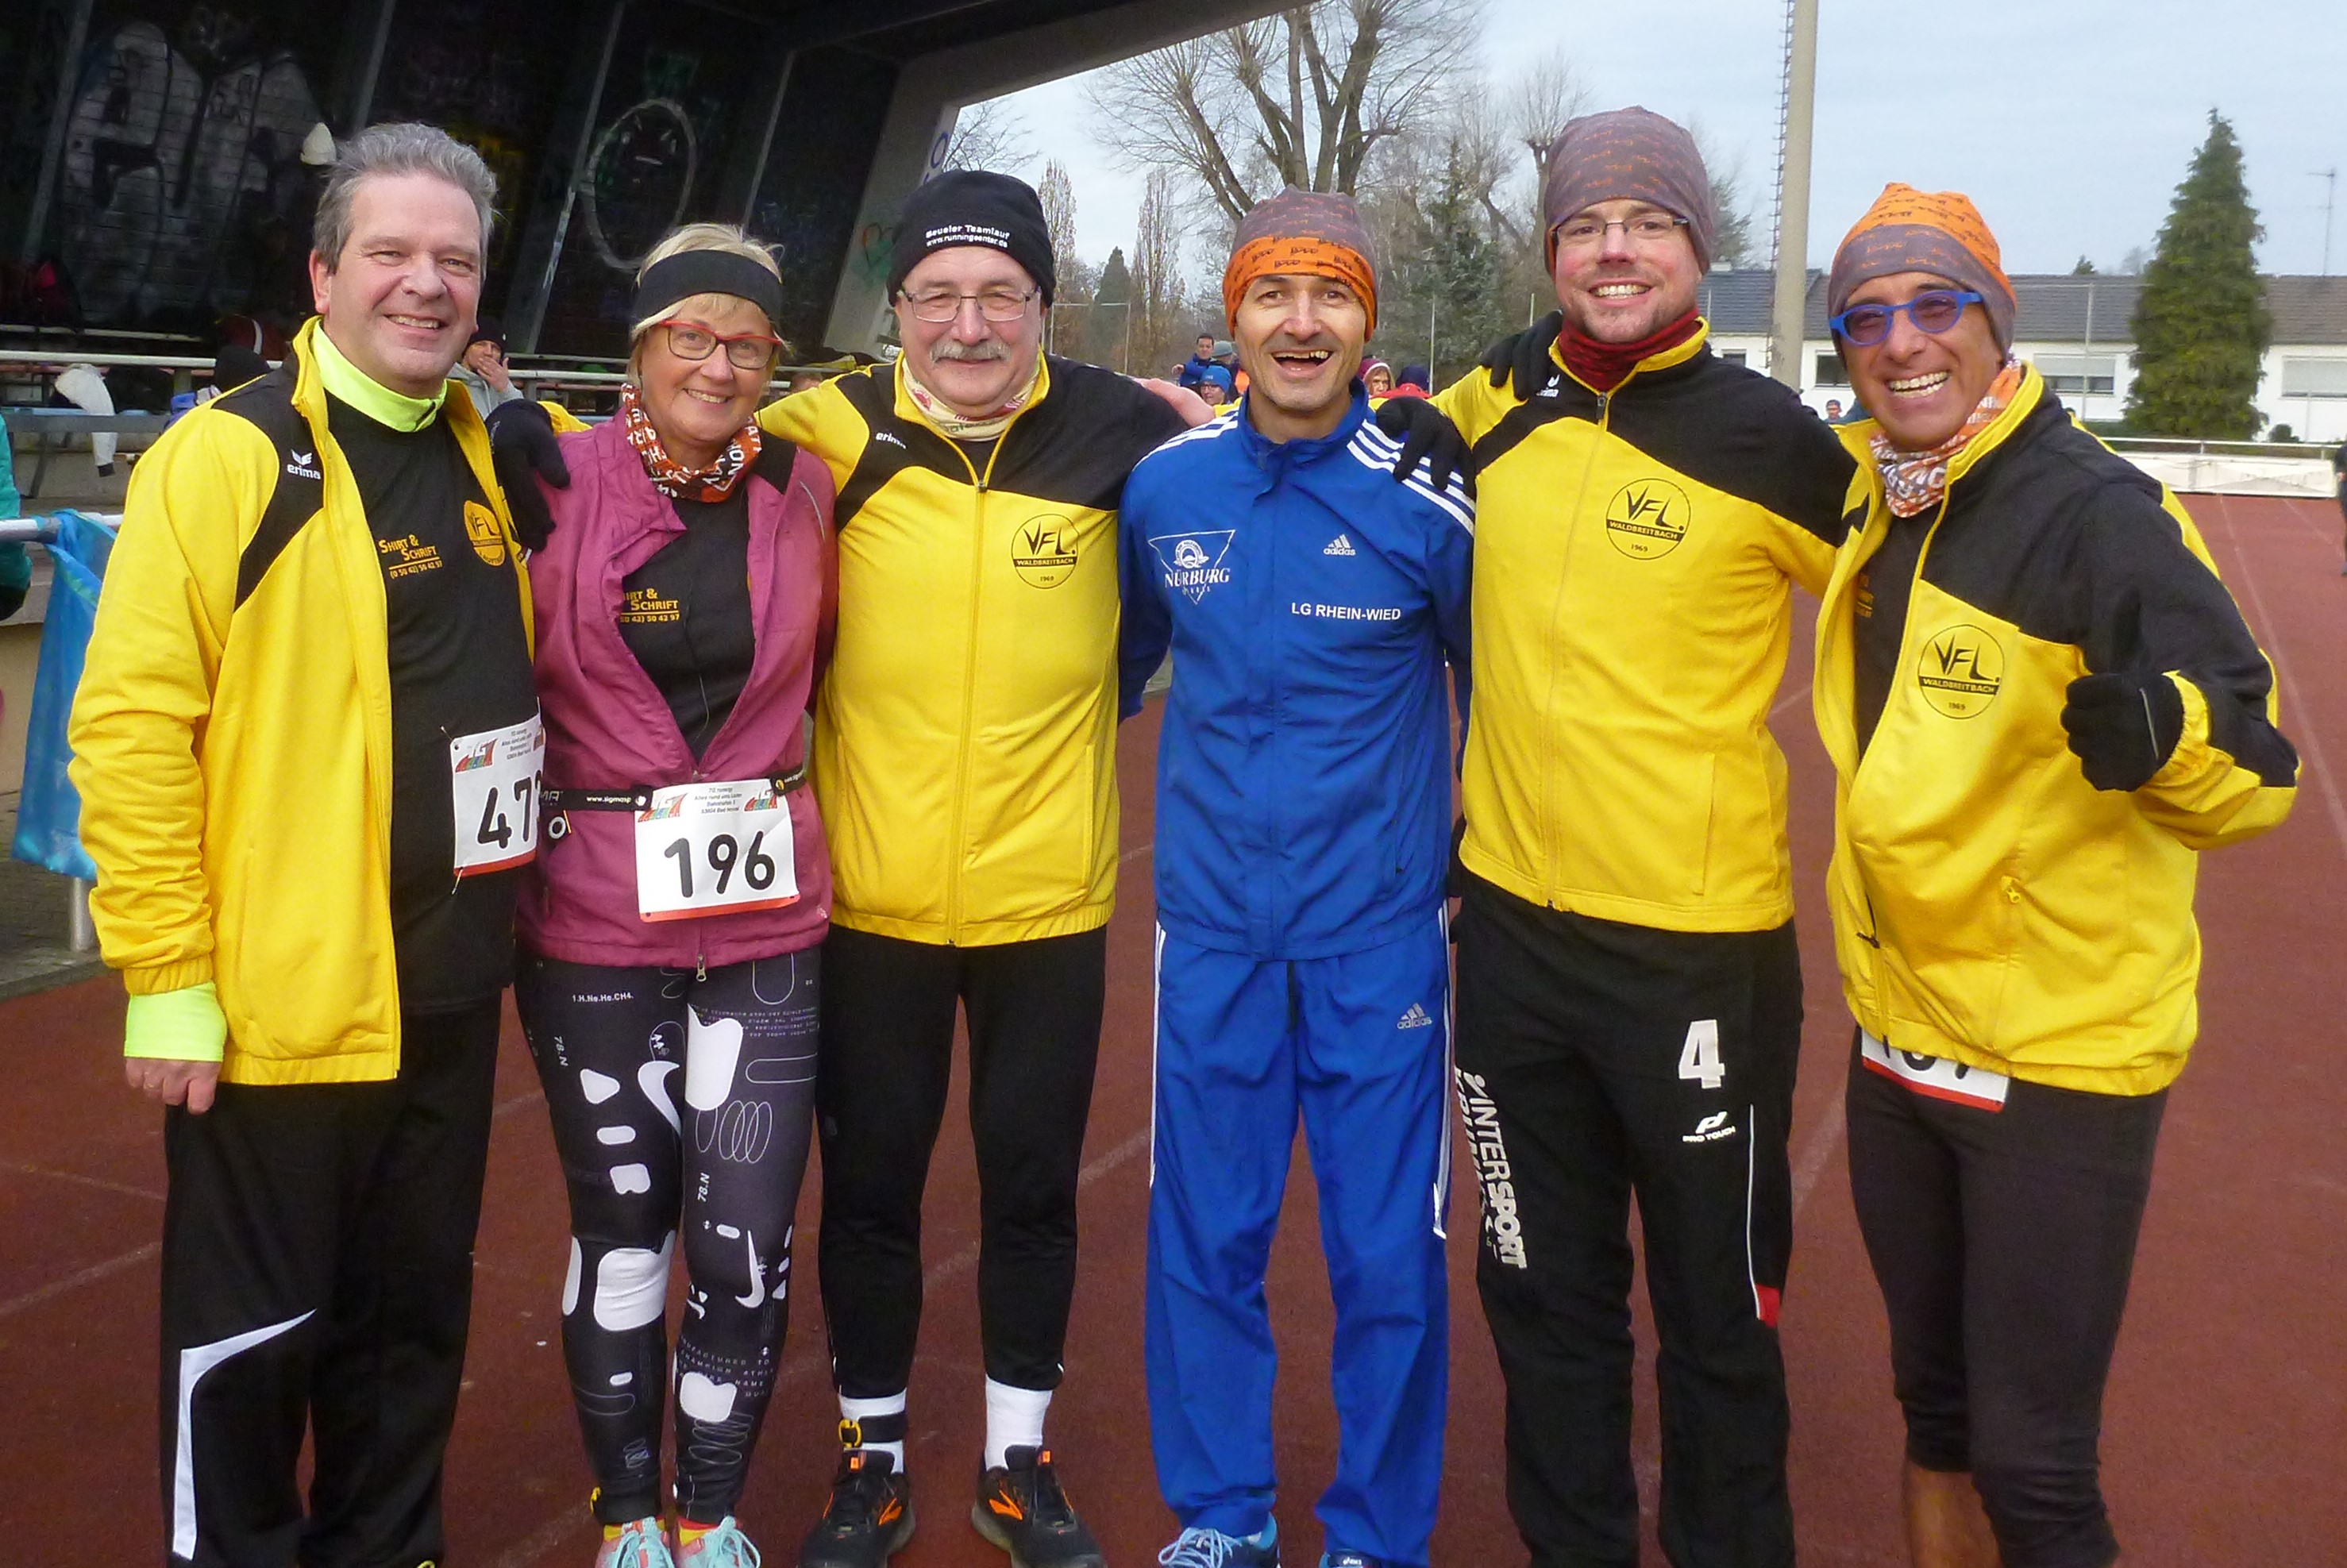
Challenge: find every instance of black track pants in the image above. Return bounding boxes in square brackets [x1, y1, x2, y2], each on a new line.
[156, 999, 501, 1568]
[1452, 874, 1800, 1568]
[1847, 1035, 2164, 1568]
[515, 949, 819, 1525]
[815, 923, 1107, 1397]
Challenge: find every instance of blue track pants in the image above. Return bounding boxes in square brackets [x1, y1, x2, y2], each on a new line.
[1146, 915, 1453, 1567]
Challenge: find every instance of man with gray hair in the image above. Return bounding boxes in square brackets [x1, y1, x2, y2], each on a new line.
[68, 121, 534, 1568]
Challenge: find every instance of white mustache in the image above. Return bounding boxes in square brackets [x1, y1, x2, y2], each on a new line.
[931, 338, 1011, 363]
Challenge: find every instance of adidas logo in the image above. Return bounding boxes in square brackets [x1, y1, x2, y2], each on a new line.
[1323, 534, 1356, 556]
[1397, 1002, 1433, 1030]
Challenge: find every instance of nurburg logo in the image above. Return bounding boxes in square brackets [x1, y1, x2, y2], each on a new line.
[1916, 623, 2005, 718]
[1012, 514, 1081, 588]
[1604, 476, 1690, 558]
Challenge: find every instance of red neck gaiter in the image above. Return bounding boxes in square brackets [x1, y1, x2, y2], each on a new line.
[1556, 309, 1703, 393]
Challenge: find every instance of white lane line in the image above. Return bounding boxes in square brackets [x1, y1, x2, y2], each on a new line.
[1119, 842, 1154, 865]
[487, 1122, 1158, 1567]
[2211, 494, 2347, 859]
[0, 1241, 160, 1322]
[1790, 1093, 1848, 1219]
[1770, 679, 1812, 722]
[492, 1087, 545, 1121]
[2, 1160, 164, 1203]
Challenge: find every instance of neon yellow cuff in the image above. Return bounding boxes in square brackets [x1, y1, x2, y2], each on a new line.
[123, 981, 228, 1063]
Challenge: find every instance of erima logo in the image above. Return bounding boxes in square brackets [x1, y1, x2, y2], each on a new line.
[285, 450, 322, 480]
[1324, 534, 1356, 557]
[1397, 1002, 1432, 1029]
[873, 430, 908, 449]
[1682, 1110, 1737, 1144]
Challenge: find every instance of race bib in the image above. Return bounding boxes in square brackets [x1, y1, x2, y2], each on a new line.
[1859, 1030, 2010, 1111]
[634, 777, 799, 923]
[449, 715, 543, 876]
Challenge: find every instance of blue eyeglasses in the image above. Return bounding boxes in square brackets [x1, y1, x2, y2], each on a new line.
[1829, 289, 1986, 347]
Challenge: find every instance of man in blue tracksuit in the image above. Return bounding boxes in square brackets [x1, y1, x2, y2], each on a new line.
[1119, 189, 1474, 1568]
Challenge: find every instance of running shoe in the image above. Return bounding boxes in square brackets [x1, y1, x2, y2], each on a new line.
[798, 1450, 914, 1568]
[676, 1516, 761, 1567]
[1157, 1521, 1279, 1568]
[970, 1446, 1107, 1567]
[596, 1519, 676, 1568]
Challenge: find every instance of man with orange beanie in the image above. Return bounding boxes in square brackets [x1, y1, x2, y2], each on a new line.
[1377, 106, 1854, 1568]
[1120, 187, 1473, 1568]
[1818, 183, 2295, 1568]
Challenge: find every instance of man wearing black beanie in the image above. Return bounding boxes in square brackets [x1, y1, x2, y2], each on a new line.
[765, 168, 1176, 1568]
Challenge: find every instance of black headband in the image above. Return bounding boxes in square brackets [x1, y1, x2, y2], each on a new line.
[632, 250, 784, 329]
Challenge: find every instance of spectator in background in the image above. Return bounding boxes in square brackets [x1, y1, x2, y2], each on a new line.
[1363, 358, 1395, 398]
[1196, 360, 1235, 404]
[1178, 332, 1220, 391]
[1825, 397, 1845, 422]
[1388, 364, 1431, 399]
[52, 362, 118, 479]
[453, 317, 524, 419]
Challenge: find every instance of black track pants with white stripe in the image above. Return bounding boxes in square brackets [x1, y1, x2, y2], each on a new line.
[156, 999, 501, 1568]
[1452, 873, 1800, 1568]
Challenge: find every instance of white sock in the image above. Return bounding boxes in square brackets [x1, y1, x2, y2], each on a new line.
[839, 1391, 907, 1470]
[985, 1378, 1052, 1470]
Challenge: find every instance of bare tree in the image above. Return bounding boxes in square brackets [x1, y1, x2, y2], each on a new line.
[942, 98, 1034, 173]
[1511, 48, 1590, 207]
[1085, 0, 1486, 222]
[1686, 120, 1759, 269]
[1131, 170, 1191, 374]
[1038, 159, 1080, 292]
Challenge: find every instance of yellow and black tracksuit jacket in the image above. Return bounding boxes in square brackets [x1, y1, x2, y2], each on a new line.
[1433, 325, 1855, 932]
[67, 321, 530, 1084]
[1815, 369, 2297, 1096]
[757, 355, 1186, 945]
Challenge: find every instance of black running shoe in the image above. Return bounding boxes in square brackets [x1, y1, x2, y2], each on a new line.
[799, 1450, 914, 1568]
[970, 1446, 1106, 1568]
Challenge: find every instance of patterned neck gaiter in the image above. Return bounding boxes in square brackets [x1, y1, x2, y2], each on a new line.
[620, 381, 761, 500]
[1870, 356, 2025, 518]
[900, 353, 1042, 443]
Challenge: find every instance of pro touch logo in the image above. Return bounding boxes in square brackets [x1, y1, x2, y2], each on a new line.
[1683, 1110, 1737, 1144]
[1603, 476, 1690, 559]
[1012, 514, 1081, 588]
[1915, 622, 2005, 719]
[1455, 1069, 1528, 1269]
[1148, 530, 1235, 603]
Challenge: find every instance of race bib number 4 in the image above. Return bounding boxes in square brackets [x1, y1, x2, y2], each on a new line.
[1859, 1030, 2010, 1111]
[449, 716, 543, 876]
[634, 778, 799, 923]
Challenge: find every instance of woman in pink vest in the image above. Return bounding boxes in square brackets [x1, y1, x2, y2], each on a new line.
[505, 223, 836, 1568]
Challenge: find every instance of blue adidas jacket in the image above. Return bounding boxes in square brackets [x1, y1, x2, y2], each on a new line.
[1119, 392, 1474, 960]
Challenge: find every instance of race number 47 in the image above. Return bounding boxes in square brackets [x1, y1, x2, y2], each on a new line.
[1678, 1019, 1725, 1090]
[449, 716, 544, 876]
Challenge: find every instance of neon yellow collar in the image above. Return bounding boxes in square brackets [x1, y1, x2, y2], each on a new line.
[312, 323, 448, 431]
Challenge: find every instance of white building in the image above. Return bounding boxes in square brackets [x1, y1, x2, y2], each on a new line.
[1697, 271, 2347, 444]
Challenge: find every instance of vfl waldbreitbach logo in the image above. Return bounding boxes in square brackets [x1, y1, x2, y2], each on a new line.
[1012, 514, 1081, 588]
[1148, 530, 1235, 603]
[1603, 476, 1690, 558]
[1915, 622, 2006, 718]
[463, 500, 507, 566]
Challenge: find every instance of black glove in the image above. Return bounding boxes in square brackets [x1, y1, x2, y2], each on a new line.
[486, 399, 568, 552]
[2061, 671, 2184, 792]
[1479, 310, 1564, 400]
[1373, 396, 1473, 498]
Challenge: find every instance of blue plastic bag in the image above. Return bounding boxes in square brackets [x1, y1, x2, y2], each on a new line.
[12, 510, 117, 878]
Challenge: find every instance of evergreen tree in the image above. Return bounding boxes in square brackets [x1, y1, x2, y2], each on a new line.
[2125, 111, 2270, 438]
[1088, 247, 1134, 370]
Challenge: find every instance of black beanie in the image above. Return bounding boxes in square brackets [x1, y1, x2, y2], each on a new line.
[886, 170, 1057, 306]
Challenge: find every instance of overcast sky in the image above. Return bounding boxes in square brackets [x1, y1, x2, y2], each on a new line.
[991, 0, 2347, 280]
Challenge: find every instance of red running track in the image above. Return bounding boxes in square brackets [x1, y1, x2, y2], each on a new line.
[2, 494, 2342, 1563]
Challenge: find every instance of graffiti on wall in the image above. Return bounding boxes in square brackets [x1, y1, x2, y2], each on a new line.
[58, 8, 322, 325]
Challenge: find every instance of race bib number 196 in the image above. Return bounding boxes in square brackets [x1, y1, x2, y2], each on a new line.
[634, 778, 799, 923]
[1859, 1030, 2010, 1111]
[449, 716, 544, 876]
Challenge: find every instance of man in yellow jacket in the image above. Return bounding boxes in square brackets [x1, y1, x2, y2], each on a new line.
[68, 125, 536, 1568]
[1817, 187, 2295, 1568]
[1381, 109, 1854, 1567]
